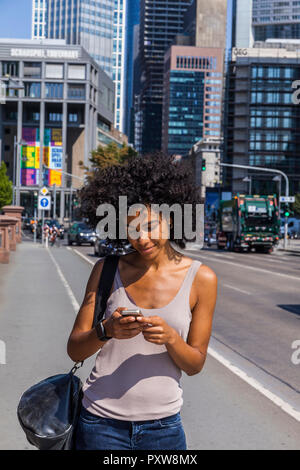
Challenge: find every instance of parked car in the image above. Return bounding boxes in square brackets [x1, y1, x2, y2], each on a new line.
[94, 238, 135, 257]
[68, 222, 97, 246]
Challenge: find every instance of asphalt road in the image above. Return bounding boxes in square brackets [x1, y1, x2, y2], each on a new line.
[0, 238, 299, 450]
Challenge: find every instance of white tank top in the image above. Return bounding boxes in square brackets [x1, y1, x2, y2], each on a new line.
[82, 258, 202, 421]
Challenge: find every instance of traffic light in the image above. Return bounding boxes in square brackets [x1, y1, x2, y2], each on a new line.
[33, 192, 38, 209]
[202, 158, 206, 171]
[284, 205, 290, 217]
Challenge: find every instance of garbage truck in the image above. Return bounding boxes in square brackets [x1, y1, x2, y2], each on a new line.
[217, 194, 280, 253]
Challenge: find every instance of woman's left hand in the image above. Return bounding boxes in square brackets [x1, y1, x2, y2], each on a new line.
[136, 316, 177, 345]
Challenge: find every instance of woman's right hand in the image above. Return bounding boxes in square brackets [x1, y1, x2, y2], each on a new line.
[103, 307, 144, 340]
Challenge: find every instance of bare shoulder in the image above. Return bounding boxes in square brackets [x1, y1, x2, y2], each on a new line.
[192, 263, 218, 303]
[197, 263, 218, 284]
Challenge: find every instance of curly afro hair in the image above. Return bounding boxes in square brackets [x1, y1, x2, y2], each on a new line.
[79, 152, 203, 249]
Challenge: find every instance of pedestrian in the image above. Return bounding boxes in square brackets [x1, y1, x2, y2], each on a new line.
[67, 154, 218, 450]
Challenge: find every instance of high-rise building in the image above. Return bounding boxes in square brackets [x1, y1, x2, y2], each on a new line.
[124, 0, 140, 138]
[135, 0, 191, 154]
[183, 0, 228, 49]
[252, 0, 300, 41]
[162, 45, 224, 156]
[32, 0, 48, 39]
[47, 0, 114, 77]
[224, 41, 300, 195]
[233, 0, 254, 48]
[113, 0, 127, 132]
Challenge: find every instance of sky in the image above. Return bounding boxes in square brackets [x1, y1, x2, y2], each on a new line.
[0, 0, 32, 39]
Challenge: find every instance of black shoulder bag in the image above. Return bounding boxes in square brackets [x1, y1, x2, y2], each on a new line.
[17, 254, 120, 450]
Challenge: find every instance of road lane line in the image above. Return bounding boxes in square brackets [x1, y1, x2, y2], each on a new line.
[67, 246, 96, 266]
[63, 244, 300, 422]
[223, 284, 251, 295]
[208, 346, 300, 423]
[199, 254, 300, 282]
[47, 247, 80, 312]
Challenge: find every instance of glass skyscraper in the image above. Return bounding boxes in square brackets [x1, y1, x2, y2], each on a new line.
[135, 0, 191, 154]
[225, 43, 300, 195]
[47, 0, 114, 77]
[32, 0, 48, 39]
[253, 0, 300, 41]
[113, 0, 127, 131]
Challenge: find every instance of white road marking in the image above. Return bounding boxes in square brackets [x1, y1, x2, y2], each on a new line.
[47, 247, 80, 312]
[208, 346, 300, 423]
[67, 246, 95, 266]
[62, 244, 300, 423]
[199, 254, 300, 282]
[223, 284, 251, 295]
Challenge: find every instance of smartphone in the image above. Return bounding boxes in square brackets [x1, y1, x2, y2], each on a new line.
[121, 308, 143, 317]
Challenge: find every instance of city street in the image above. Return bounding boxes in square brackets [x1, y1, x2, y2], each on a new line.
[0, 237, 299, 450]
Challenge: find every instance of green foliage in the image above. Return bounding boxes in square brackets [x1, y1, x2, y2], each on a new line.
[79, 142, 138, 178]
[292, 193, 300, 216]
[0, 162, 13, 209]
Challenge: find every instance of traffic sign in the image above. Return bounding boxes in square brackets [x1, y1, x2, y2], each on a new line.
[40, 186, 49, 196]
[38, 195, 51, 210]
[280, 196, 295, 203]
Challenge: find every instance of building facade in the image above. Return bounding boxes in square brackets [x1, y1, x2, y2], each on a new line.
[135, 0, 191, 154]
[0, 39, 114, 217]
[112, 0, 127, 132]
[224, 42, 300, 195]
[253, 0, 300, 41]
[32, 0, 48, 40]
[183, 0, 228, 49]
[47, 0, 114, 77]
[162, 45, 224, 157]
[124, 0, 140, 139]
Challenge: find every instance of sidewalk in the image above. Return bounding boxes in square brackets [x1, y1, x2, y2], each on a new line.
[277, 239, 300, 254]
[0, 241, 86, 450]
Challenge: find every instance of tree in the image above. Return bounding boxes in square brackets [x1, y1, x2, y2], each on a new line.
[0, 162, 13, 209]
[292, 193, 300, 217]
[79, 142, 138, 176]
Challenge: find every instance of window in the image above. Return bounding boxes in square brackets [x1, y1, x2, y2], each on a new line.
[24, 82, 41, 98]
[45, 63, 64, 79]
[45, 83, 63, 99]
[67, 84, 85, 99]
[23, 62, 41, 78]
[68, 65, 86, 80]
[2, 61, 19, 77]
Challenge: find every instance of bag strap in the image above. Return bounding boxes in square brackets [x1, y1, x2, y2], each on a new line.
[92, 254, 120, 328]
[71, 254, 120, 373]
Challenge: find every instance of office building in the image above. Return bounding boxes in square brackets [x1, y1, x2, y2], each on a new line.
[113, 0, 127, 132]
[233, 0, 254, 48]
[124, 0, 140, 139]
[135, 0, 191, 154]
[224, 41, 300, 195]
[253, 0, 300, 41]
[183, 0, 228, 49]
[47, 0, 114, 77]
[0, 39, 115, 217]
[32, 0, 48, 40]
[162, 45, 224, 156]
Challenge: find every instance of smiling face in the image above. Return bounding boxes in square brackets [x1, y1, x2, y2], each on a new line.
[126, 205, 171, 258]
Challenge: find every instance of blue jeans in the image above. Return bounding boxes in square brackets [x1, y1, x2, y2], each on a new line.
[75, 405, 187, 450]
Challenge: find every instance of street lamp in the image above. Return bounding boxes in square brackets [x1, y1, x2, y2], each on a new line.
[243, 176, 252, 195]
[273, 175, 282, 214]
[13, 138, 27, 205]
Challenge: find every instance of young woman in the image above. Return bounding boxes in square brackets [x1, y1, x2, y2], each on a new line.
[67, 154, 218, 450]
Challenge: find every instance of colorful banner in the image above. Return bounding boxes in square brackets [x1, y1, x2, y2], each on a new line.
[20, 127, 62, 187]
